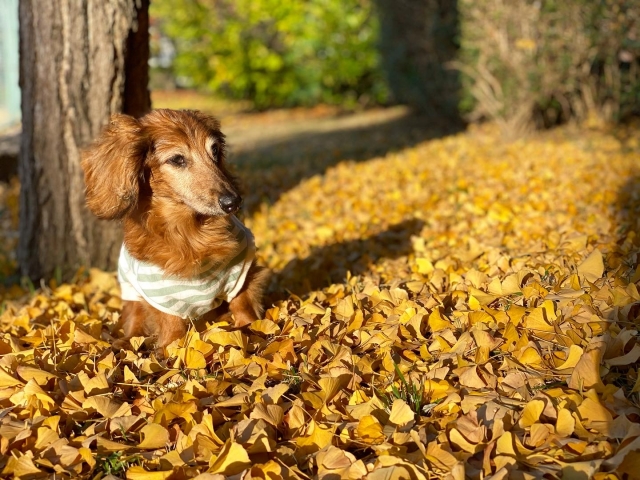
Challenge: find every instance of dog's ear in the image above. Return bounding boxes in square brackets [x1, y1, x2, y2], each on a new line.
[81, 114, 148, 219]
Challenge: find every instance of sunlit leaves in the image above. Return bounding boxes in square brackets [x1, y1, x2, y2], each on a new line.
[1, 122, 640, 477]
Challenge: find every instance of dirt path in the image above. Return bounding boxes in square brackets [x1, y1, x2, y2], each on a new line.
[225, 105, 412, 155]
[224, 105, 457, 167]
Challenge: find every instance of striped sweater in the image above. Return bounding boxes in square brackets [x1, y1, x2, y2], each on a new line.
[118, 215, 255, 319]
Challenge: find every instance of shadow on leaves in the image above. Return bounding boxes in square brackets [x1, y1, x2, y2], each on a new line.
[233, 111, 462, 215]
[269, 218, 424, 300]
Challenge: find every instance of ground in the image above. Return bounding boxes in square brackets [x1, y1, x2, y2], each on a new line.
[0, 93, 639, 479]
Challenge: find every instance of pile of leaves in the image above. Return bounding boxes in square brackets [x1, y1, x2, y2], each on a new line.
[1, 122, 640, 479]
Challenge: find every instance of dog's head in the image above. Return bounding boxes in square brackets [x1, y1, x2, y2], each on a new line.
[81, 109, 241, 219]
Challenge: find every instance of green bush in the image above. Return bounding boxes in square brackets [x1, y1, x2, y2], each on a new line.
[151, 0, 388, 109]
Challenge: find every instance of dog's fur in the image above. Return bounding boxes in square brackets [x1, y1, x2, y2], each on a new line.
[81, 109, 268, 354]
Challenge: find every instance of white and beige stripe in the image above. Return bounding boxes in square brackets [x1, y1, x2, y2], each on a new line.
[118, 215, 255, 319]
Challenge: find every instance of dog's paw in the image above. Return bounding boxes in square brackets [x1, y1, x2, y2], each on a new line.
[217, 312, 234, 325]
[214, 312, 252, 329]
[232, 314, 253, 329]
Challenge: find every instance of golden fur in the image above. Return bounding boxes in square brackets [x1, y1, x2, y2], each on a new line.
[82, 109, 268, 355]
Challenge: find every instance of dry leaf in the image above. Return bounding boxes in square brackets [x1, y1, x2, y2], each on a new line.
[577, 249, 604, 282]
[389, 399, 415, 427]
[568, 337, 606, 391]
[126, 466, 174, 479]
[208, 441, 251, 475]
[138, 423, 170, 450]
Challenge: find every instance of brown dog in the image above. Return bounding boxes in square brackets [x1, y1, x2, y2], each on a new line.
[81, 109, 268, 355]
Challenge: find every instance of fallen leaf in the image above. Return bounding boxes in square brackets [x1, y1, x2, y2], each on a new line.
[138, 423, 170, 450]
[389, 399, 415, 426]
[577, 249, 604, 282]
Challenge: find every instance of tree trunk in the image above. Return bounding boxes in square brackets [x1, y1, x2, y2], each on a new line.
[18, 0, 150, 280]
[375, 0, 462, 124]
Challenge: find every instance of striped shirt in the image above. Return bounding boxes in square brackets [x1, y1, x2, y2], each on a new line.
[118, 215, 255, 319]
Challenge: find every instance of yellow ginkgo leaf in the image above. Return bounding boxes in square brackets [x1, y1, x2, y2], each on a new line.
[185, 348, 206, 369]
[334, 296, 355, 321]
[296, 420, 334, 454]
[495, 431, 516, 456]
[82, 372, 111, 396]
[449, 428, 482, 453]
[356, 415, 385, 444]
[249, 319, 281, 335]
[250, 403, 284, 427]
[126, 466, 173, 480]
[577, 249, 604, 282]
[389, 399, 415, 426]
[318, 375, 350, 404]
[15, 366, 58, 385]
[568, 338, 606, 391]
[138, 423, 170, 450]
[577, 391, 613, 426]
[517, 346, 543, 366]
[556, 408, 575, 436]
[208, 441, 251, 475]
[428, 310, 452, 332]
[556, 345, 584, 370]
[317, 445, 355, 470]
[205, 330, 246, 349]
[518, 399, 545, 428]
[2, 454, 42, 478]
[83, 396, 132, 418]
[0, 368, 23, 388]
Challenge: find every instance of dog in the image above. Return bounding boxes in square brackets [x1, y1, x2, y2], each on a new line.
[81, 109, 268, 356]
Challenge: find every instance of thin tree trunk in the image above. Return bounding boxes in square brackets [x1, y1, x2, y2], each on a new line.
[18, 0, 150, 280]
[375, 0, 462, 124]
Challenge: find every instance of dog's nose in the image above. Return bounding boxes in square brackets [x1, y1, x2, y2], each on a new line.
[219, 193, 241, 213]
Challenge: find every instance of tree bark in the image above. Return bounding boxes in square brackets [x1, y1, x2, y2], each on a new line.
[375, 0, 462, 124]
[18, 0, 150, 280]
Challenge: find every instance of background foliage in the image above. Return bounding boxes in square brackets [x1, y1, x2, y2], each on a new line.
[151, 0, 388, 109]
[152, 0, 639, 135]
[457, 0, 640, 137]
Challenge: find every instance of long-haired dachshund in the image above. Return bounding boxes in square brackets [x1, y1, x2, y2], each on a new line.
[81, 109, 268, 356]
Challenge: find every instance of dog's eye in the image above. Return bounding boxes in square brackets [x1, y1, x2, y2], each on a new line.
[211, 144, 219, 159]
[168, 155, 186, 168]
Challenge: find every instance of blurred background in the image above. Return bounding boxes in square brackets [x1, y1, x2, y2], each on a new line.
[2, 0, 637, 133]
[148, 0, 639, 132]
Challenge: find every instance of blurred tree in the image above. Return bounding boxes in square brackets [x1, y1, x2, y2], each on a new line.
[375, 0, 461, 122]
[18, 0, 150, 280]
[151, 0, 388, 109]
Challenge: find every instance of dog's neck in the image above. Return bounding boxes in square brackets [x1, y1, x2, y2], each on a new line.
[123, 196, 237, 278]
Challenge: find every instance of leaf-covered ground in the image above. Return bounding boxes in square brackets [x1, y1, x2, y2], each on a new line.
[1, 112, 640, 479]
